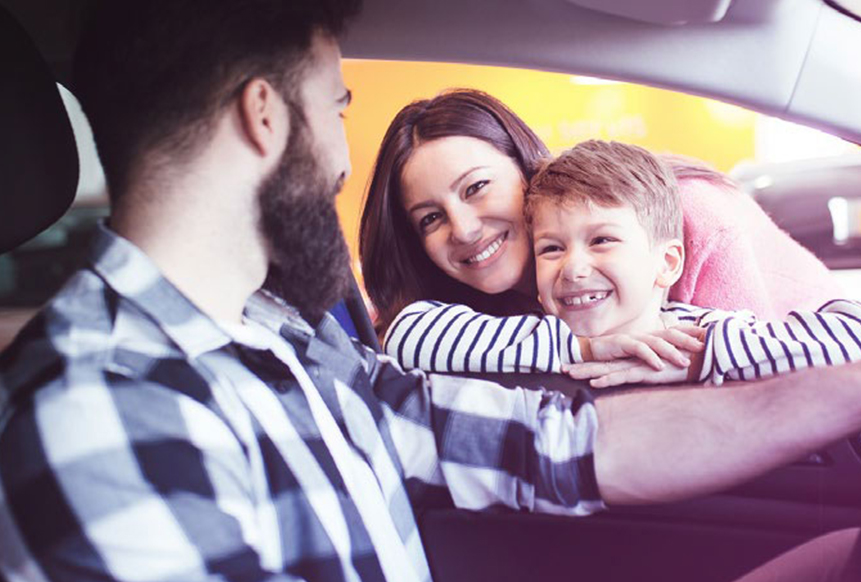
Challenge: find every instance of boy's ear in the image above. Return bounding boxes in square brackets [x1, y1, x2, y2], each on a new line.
[656, 238, 685, 289]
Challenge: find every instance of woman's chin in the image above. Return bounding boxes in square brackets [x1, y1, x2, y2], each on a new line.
[470, 277, 520, 296]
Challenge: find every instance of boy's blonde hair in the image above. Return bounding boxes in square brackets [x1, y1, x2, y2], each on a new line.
[525, 139, 682, 244]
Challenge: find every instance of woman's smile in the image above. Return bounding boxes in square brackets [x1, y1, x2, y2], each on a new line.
[461, 232, 507, 266]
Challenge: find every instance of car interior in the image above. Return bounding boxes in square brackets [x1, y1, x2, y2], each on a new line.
[2, 0, 861, 580]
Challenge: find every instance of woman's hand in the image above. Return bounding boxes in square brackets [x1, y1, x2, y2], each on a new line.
[575, 325, 704, 370]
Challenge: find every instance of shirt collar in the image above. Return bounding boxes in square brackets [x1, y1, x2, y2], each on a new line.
[88, 224, 314, 359]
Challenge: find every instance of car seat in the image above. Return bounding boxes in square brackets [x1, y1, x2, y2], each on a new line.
[0, 5, 78, 255]
[330, 277, 381, 351]
[0, 6, 78, 582]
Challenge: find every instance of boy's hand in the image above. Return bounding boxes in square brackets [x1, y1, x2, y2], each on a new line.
[565, 344, 705, 388]
[577, 326, 704, 371]
[565, 358, 687, 388]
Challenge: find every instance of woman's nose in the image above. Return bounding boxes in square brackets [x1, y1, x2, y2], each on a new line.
[448, 210, 482, 244]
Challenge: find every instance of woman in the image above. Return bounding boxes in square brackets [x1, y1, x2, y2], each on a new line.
[360, 89, 547, 333]
[359, 89, 844, 379]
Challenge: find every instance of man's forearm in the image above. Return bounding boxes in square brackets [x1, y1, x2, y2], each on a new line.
[594, 361, 861, 506]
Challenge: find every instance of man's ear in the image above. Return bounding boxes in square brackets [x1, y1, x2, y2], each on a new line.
[656, 238, 685, 289]
[237, 78, 290, 160]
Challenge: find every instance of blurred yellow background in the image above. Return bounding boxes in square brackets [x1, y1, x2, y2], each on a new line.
[337, 59, 758, 281]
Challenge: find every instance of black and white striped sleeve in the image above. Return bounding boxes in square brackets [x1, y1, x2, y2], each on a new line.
[699, 299, 861, 385]
[662, 301, 756, 328]
[382, 301, 585, 374]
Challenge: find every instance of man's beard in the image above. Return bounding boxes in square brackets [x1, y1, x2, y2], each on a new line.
[258, 124, 351, 325]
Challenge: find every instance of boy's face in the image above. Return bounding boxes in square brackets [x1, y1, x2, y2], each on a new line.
[532, 199, 681, 337]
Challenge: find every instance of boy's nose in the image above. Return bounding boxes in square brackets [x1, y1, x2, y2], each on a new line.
[561, 250, 592, 280]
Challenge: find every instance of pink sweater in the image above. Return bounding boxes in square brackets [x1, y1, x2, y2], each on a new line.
[668, 178, 842, 320]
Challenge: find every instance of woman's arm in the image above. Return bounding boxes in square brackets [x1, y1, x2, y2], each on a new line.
[567, 300, 861, 387]
[383, 300, 584, 374]
[384, 301, 703, 375]
[701, 299, 861, 385]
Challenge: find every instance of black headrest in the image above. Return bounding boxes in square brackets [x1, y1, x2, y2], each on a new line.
[0, 6, 78, 254]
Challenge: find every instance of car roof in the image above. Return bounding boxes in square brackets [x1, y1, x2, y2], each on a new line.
[341, 0, 861, 143]
[3, 0, 860, 143]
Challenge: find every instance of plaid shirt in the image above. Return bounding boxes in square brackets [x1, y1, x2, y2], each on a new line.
[0, 225, 602, 582]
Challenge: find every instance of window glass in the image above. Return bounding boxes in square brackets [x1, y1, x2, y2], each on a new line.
[2, 61, 859, 346]
[337, 60, 860, 294]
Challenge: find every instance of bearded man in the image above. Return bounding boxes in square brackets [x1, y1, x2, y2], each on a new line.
[2, 2, 861, 581]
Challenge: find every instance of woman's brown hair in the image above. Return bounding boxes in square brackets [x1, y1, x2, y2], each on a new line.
[359, 89, 549, 332]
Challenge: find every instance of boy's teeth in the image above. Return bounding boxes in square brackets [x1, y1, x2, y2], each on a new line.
[562, 291, 609, 306]
[466, 235, 504, 264]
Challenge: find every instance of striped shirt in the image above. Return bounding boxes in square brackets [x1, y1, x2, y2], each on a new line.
[384, 300, 861, 385]
[0, 225, 602, 582]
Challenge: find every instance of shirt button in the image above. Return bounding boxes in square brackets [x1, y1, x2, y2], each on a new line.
[273, 380, 293, 393]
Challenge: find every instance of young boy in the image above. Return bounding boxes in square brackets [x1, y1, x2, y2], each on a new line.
[385, 140, 861, 386]
[528, 141, 688, 331]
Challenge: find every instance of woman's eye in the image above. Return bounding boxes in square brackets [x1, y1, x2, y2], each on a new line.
[465, 180, 489, 198]
[418, 212, 442, 232]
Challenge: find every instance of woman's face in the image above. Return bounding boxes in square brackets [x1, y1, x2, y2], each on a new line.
[400, 136, 534, 295]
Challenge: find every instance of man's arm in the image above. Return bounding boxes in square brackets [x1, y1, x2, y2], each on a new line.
[365, 349, 605, 515]
[593, 361, 861, 505]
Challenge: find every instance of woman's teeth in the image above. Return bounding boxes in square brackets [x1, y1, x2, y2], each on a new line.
[465, 235, 504, 264]
[562, 291, 610, 306]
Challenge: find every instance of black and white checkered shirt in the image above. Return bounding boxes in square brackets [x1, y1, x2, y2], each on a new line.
[0, 225, 602, 582]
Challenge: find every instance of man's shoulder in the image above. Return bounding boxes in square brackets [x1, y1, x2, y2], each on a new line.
[0, 267, 182, 408]
[3, 269, 108, 353]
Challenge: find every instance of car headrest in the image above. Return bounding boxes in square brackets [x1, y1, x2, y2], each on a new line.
[0, 6, 78, 254]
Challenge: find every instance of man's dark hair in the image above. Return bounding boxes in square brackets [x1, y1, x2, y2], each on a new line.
[72, 0, 361, 201]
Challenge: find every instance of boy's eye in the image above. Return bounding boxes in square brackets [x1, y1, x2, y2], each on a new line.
[418, 212, 442, 232]
[591, 236, 616, 245]
[536, 244, 563, 256]
[465, 180, 489, 198]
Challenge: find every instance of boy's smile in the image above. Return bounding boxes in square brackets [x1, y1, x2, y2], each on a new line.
[532, 200, 682, 337]
[557, 289, 612, 310]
